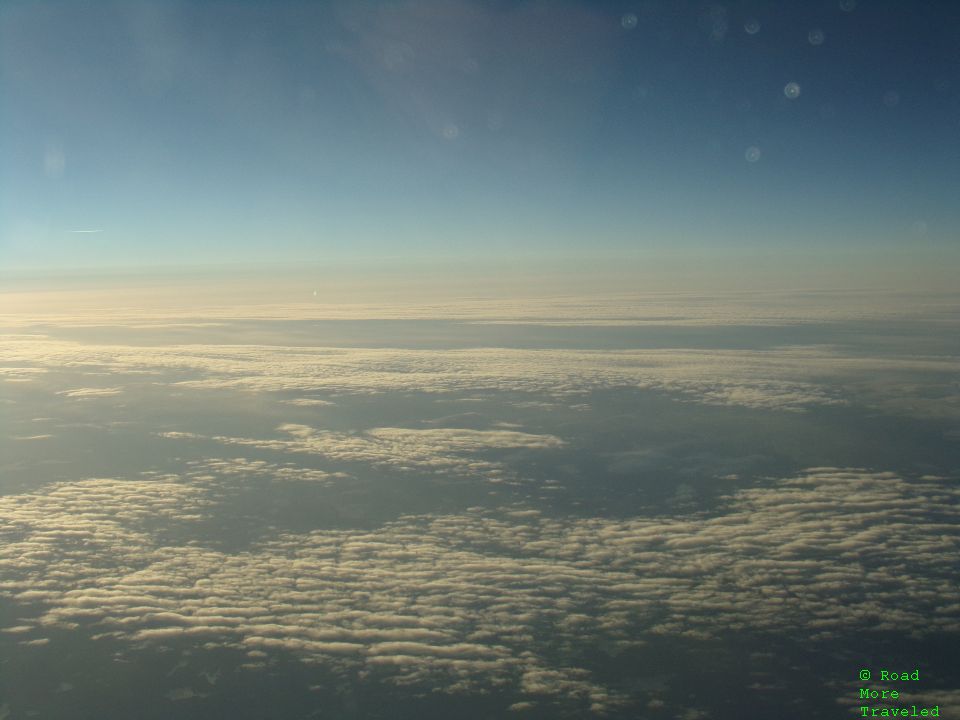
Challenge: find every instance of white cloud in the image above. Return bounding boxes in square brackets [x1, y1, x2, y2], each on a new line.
[55, 387, 123, 399]
[163, 424, 563, 480]
[4, 297, 960, 415]
[0, 336, 868, 412]
[0, 468, 957, 712]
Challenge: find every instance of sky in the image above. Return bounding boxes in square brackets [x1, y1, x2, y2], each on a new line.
[2, 0, 959, 278]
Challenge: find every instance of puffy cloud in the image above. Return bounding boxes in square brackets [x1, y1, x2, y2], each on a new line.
[283, 397, 336, 407]
[0, 467, 957, 712]
[184, 456, 347, 484]
[164, 424, 564, 480]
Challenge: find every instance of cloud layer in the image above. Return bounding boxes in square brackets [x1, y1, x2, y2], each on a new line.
[163, 424, 564, 480]
[1, 468, 957, 713]
[8, 333, 959, 414]
[3, 288, 958, 327]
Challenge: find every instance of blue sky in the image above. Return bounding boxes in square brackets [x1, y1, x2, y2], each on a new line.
[2, 0, 958, 273]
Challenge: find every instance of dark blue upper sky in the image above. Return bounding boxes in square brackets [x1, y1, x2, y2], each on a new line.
[2, 0, 958, 272]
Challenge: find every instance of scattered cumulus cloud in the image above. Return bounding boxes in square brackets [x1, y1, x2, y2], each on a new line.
[0, 468, 957, 712]
[162, 424, 564, 480]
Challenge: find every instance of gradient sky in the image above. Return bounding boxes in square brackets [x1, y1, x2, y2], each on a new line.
[2, 0, 959, 271]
